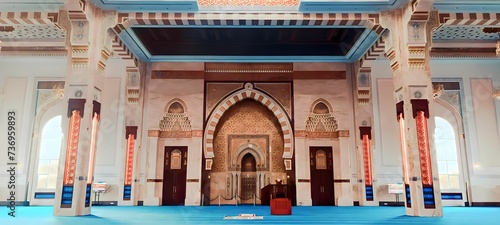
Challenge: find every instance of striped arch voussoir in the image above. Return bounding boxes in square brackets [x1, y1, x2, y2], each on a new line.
[203, 89, 293, 159]
[439, 12, 500, 26]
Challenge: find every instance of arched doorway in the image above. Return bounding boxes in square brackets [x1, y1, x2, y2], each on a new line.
[240, 153, 257, 204]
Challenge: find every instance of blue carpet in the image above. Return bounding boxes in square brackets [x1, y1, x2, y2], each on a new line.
[1, 206, 499, 225]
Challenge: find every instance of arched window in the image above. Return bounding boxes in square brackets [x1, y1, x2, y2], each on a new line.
[434, 117, 460, 190]
[37, 116, 62, 189]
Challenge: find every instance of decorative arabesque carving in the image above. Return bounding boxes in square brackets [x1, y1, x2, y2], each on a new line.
[159, 100, 192, 131]
[306, 100, 338, 132]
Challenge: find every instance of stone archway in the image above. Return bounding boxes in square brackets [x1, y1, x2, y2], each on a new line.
[233, 143, 266, 169]
[204, 83, 294, 167]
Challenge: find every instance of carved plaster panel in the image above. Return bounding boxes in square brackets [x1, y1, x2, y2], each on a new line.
[437, 91, 461, 116]
[36, 89, 63, 114]
[205, 83, 244, 118]
[100, 10, 117, 49]
[70, 21, 89, 45]
[254, 83, 292, 117]
[408, 21, 427, 43]
[306, 99, 338, 132]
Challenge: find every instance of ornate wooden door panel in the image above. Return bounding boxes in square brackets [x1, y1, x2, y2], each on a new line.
[310, 147, 334, 206]
[162, 146, 188, 206]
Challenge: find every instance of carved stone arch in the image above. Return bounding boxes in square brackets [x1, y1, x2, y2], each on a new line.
[310, 98, 333, 114]
[232, 143, 266, 170]
[434, 98, 463, 134]
[164, 98, 188, 113]
[204, 85, 293, 160]
[160, 98, 191, 131]
[307, 99, 338, 132]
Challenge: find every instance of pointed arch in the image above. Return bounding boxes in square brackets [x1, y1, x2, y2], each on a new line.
[204, 86, 293, 159]
[160, 98, 191, 131]
[310, 98, 333, 114]
[307, 99, 338, 132]
[232, 143, 266, 170]
[164, 98, 188, 113]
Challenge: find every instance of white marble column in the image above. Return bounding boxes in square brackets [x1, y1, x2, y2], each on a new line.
[143, 133, 160, 205]
[336, 135, 353, 206]
[185, 136, 202, 205]
[381, 8, 442, 217]
[294, 136, 312, 206]
[53, 5, 106, 216]
[353, 65, 379, 206]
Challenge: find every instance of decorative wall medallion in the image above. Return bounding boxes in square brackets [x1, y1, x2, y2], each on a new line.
[413, 91, 422, 99]
[244, 82, 253, 89]
[358, 73, 370, 88]
[74, 90, 83, 98]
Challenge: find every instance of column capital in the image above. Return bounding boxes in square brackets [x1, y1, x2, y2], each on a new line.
[379, 1, 438, 77]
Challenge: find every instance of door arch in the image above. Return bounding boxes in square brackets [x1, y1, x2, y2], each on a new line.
[240, 153, 257, 204]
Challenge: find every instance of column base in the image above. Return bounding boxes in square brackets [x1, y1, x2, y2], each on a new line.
[143, 197, 160, 206]
[360, 200, 379, 206]
[337, 197, 354, 206]
[53, 208, 91, 217]
[119, 200, 135, 206]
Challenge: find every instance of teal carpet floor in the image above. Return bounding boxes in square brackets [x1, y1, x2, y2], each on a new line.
[1, 205, 499, 225]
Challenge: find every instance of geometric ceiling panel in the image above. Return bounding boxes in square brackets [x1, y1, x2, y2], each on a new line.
[433, 26, 499, 40]
[0, 24, 65, 40]
[132, 27, 365, 57]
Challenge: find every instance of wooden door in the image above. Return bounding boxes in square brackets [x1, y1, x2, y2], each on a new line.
[310, 147, 334, 206]
[162, 146, 187, 205]
[240, 153, 256, 204]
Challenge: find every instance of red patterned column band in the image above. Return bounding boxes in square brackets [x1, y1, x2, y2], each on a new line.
[63, 110, 81, 185]
[124, 134, 135, 186]
[362, 134, 372, 186]
[416, 111, 433, 185]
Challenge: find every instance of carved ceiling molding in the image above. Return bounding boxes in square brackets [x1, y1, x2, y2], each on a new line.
[0, 51, 67, 58]
[358, 33, 386, 68]
[439, 12, 500, 27]
[430, 51, 497, 59]
[113, 12, 384, 35]
[0, 11, 59, 25]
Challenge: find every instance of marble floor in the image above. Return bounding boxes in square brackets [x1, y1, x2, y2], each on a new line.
[1, 205, 499, 225]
